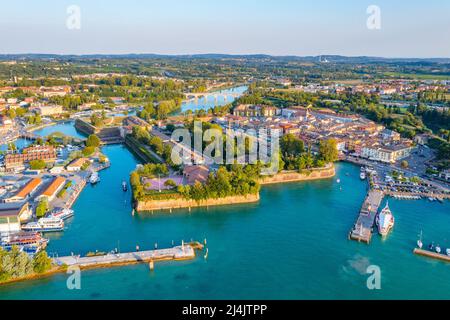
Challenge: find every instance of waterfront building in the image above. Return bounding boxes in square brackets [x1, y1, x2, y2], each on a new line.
[66, 157, 89, 172]
[35, 177, 66, 202]
[0, 114, 13, 132]
[39, 85, 71, 97]
[0, 202, 31, 232]
[361, 142, 414, 163]
[233, 104, 278, 118]
[4, 146, 56, 171]
[35, 104, 64, 116]
[3, 178, 42, 203]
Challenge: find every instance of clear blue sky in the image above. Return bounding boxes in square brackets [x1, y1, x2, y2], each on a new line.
[1, 0, 449, 57]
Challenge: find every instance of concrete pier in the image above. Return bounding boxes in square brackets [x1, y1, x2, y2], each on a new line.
[53, 244, 198, 269]
[349, 189, 385, 244]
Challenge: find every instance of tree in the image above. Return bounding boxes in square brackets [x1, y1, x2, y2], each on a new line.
[29, 159, 46, 170]
[401, 160, 409, 169]
[318, 139, 338, 163]
[164, 179, 177, 188]
[82, 146, 95, 157]
[86, 134, 101, 147]
[280, 134, 304, 157]
[36, 199, 49, 218]
[32, 251, 52, 274]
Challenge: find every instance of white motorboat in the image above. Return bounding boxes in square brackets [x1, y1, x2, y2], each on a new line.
[89, 171, 100, 184]
[376, 202, 395, 237]
[436, 244, 441, 254]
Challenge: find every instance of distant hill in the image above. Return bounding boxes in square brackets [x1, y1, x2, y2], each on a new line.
[0, 53, 449, 64]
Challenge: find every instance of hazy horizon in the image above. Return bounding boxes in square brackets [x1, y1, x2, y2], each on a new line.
[1, 0, 449, 58]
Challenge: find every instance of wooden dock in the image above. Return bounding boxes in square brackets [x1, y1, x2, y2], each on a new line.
[349, 189, 385, 244]
[53, 242, 202, 269]
[414, 248, 450, 262]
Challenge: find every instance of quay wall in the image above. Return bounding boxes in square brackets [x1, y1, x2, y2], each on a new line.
[74, 118, 97, 135]
[136, 193, 260, 212]
[259, 165, 335, 185]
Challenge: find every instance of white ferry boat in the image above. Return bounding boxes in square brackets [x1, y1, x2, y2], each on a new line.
[376, 202, 395, 237]
[0, 231, 49, 253]
[89, 171, 100, 184]
[48, 208, 74, 220]
[22, 217, 64, 232]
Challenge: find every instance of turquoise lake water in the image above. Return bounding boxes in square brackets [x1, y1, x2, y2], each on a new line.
[0, 138, 32, 151]
[32, 121, 86, 139]
[0, 143, 449, 299]
[181, 86, 247, 113]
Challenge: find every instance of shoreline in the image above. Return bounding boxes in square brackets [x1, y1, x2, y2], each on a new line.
[136, 193, 260, 212]
[259, 165, 335, 185]
[135, 165, 335, 213]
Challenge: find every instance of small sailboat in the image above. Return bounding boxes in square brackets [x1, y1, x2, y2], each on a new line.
[336, 178, 341, 184]
[428, 242, 434, 251]
[417, 230, 423, 249]
[122, 181, 128, 192]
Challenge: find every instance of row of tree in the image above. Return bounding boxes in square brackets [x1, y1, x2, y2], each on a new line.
[0, 248, 52, 282]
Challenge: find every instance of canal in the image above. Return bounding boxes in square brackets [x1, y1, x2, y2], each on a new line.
[0, 142, 450, 299]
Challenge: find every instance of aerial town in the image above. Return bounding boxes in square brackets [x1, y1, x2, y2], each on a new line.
[0, 54, 449, 300]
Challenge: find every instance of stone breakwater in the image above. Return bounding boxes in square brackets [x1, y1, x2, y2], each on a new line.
[259, 165, 335, 185]
[136, 194, 260, 212]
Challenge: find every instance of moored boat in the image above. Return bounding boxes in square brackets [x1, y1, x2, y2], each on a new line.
[22, 217, 64, 232]
[0, 231, 49, 253]
[376, 202, 395, 237]
[89, 171, 100, 184]
[436, 244, 441, 254]
[417, 230, 423, 249]
[360, 167, 367, 180]
[122, 181, 128, 192]
[48, 208, 74, 220]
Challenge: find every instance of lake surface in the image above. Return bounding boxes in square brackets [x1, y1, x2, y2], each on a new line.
[0, 143, 450, 299]
[181, 86, 247, 113]
[32, 121, 86, 140]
